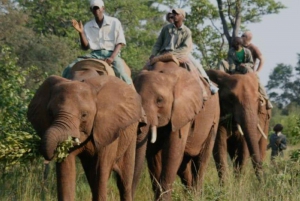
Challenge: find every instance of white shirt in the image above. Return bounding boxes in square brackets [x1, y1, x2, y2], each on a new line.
[84, 15, 126, 51]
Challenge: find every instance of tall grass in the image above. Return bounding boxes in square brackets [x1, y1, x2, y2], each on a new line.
[1, 146, 300, 201]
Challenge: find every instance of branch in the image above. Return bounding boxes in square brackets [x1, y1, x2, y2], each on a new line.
[233, 0, 242, 37]
[216, 0, 231, 45]
[227, 0, 235, 27]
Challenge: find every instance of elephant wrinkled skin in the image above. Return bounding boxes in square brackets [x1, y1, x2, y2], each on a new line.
[27, 72, 142, 201]
[133, 62, 220, 201]
[207, 69, 271, 182]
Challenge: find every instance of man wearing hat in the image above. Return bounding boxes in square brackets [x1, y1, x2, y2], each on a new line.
[150, 8, 218, 95]
[62, 0, 132, 85]
[267, 124, 287, 161]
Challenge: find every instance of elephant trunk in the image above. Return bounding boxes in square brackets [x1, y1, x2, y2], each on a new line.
[40, 126, 69, 161]
[240, 108, 263, 178]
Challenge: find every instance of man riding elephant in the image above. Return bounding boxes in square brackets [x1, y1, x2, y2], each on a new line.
[227, 36, 273, 109]
[149, 8, 218, 97]
[62, 0, 132, 85]
[241, 31, 273, 109]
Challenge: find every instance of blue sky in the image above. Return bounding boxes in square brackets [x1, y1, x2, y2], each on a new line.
[246, 0, 300, 86]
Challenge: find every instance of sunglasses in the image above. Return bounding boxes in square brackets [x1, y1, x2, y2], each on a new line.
[168, 16, 174, 19]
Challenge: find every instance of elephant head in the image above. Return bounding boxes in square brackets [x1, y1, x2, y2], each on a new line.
[207, 69, 264, 175]
[134, 61, 203, 142]
[28, 75, 142, 160]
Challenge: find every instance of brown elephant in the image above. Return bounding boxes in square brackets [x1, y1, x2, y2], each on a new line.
[207, 69, 271, 182]
[133, 61, 220, 201]
[27, 72, 142, 201]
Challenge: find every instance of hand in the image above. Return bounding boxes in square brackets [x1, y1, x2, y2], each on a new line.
[72, 19, 83, 33]
[105, 57, 114, 65]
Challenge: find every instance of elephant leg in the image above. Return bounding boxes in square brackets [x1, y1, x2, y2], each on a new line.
[132, 128, 149, 197]
[193, 125, 217, 190]
[147, 148, 163, 200]
[159, 123, 190, 201]
[79, 153, 96, 192]
[93, 141, 118, 201]
[232, 137, 248, 178]
[56, 153, 77, 201]
[177, 156, 193, 188]
[114, 135, 137, 201]
[213, 125, 228, 184]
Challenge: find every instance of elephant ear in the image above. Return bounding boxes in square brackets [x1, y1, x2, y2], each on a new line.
[171, 70, 203, 132]
[27, 75, 67, 136]
[206, 69, 229, 86]
[87, 76, 142, 147]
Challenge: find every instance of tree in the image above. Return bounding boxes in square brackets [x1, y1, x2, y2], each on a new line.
[0, 46, 41, 169]
[266, 54, 300, 108]
[0, 6, 80, 84]
[186, 0, 285, 68]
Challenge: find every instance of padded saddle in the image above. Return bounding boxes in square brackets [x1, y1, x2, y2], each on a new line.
[70, 58, 116, 77]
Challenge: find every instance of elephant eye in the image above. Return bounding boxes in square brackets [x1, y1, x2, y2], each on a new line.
[156, 96, 164, 107]
[81, 112, 87, 118]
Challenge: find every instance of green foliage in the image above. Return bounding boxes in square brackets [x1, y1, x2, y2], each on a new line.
[0, 8, 79, 82]
[290, 149, 300, 163]
[0, 46, 41, 169]
[269, 104, 300, 145]
[54, 136, 74, 163]
[0, 132, 40, 170]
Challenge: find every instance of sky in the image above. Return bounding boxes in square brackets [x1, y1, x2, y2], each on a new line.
[246, 0, 300, 86]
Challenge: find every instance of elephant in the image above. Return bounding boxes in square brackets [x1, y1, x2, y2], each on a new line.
[206, 69, 271, 183]
[27, 71, 142, 201]
[133, 61, 220, 201]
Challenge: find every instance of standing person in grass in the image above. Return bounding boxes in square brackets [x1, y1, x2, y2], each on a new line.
[267, 124, 287, 161]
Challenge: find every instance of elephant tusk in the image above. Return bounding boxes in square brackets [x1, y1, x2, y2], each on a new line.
[257, 124, 268, 139]
[237, 124, 244, 136]
[151, 126, 157, 143]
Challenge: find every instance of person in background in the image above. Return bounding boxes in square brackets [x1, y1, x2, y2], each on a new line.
[267, 124, 287, 161]
[165, 12, 174, 23]
[62, 0, 132, 85]
[242, 31, 273, 109]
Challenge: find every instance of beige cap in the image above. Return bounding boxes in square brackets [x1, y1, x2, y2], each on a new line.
[90, 0, 104, 8]
[172, 8, 186, 19]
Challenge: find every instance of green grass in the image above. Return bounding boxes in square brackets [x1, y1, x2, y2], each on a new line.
[1, 146, 300, 201]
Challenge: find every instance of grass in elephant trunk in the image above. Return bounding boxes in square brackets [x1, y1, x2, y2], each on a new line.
[0, 145, 300, 200]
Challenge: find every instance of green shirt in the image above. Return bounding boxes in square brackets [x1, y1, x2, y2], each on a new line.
[151, 23, 192, 56]
[235, 48, 245, 64]
[227, 47, 254, 73]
